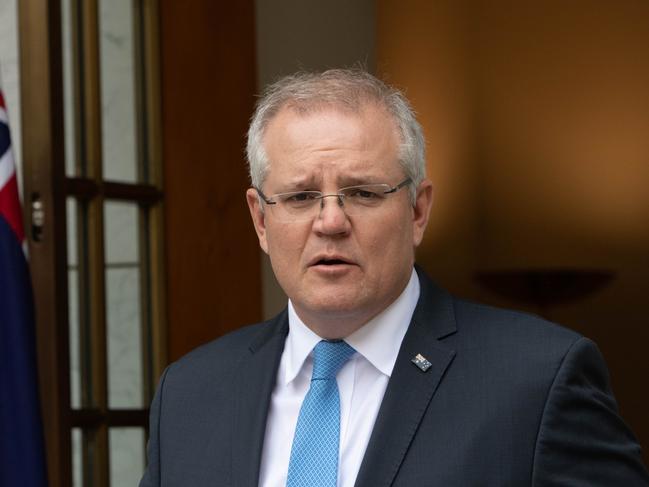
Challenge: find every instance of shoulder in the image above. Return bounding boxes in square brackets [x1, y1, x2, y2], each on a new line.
[415, 265, 581, 351]
[453, 297, 580, 345]
[413, 267, 586, 378]
[162, 312, 287, 387]
[175, 322, 266, 367]
[451, 296, 584, 372]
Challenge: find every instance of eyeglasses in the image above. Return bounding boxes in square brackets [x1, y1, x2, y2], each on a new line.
[255, 177, 412, 223]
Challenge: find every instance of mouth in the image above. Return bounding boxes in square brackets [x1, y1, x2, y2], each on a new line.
[309, 255, 356, 268]
[315, 258, 349, 266]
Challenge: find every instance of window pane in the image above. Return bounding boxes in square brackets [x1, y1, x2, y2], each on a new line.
[99, 0, 139, 182]
[109, 428, 145, 486]
[105, 201, 143, 408]
[67, 198, 81, 409]
[68, 269, 81, 408]
[67, 197, 78, 267]
[106, 267, 143, 408]
[61, 0, 79, 177]
[105, 201, 138, 263]
[71, 428, 83, 487]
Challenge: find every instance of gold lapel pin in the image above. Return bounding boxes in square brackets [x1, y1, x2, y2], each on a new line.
[411, 353, 432, 372]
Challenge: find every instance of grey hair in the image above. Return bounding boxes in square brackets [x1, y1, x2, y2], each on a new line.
[246, 68, 426, 204]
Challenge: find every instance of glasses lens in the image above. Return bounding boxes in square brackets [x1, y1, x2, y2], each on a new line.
[339, 184, 391, 215]
[271, 191, 321, 222]
[266, 182, 403, 222]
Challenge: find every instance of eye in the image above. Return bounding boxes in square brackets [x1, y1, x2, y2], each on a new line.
[347, 188, 379, 199]
[287, 192, 317, 202]
[279, 191, 320, 207]
[344, 184, 392, 201]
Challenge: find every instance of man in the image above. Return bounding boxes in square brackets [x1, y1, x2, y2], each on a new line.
[140, 69, 649, 486]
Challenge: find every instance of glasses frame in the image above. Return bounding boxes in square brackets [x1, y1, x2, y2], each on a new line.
[255, 177, 412, 221]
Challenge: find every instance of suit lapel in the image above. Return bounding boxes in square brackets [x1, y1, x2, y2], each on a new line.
[355, 270, 457, 487]
[231, 311, 288, 487]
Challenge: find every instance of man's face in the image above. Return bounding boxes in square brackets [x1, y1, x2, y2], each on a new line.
[246, 104, 432, 337]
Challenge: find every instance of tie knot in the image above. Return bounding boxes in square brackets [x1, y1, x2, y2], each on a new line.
[312, 340, 355, 380]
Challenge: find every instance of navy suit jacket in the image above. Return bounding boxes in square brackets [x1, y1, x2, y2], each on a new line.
[140, 269, 649, 486]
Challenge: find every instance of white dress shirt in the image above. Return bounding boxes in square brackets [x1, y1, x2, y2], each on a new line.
[258, 269, 420, 487]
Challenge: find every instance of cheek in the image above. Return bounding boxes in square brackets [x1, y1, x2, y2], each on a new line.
[265, 222, 310, 259]
[361, 218, 413, 264]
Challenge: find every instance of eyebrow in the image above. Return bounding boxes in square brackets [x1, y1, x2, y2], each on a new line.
[338, 175, 383, 187]
[277, 177, 317, 192]
[275, 174, 384, 192]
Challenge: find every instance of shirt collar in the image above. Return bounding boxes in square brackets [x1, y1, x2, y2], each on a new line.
[284, 269, 420, 384]
[284, 302, 323, 385]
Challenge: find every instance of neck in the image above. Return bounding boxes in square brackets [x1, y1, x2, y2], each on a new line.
[291, 281, 412, 340]
[290, 268, 415, 339]
[295, 309, 372, 340]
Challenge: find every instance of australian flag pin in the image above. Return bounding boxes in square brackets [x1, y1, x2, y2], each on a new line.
[412, 353, 432, 372]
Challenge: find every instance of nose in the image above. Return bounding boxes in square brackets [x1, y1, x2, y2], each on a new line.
[313, 195, 350, 235]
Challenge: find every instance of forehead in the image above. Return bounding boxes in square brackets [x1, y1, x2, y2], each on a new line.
[262, 103, 401, 183]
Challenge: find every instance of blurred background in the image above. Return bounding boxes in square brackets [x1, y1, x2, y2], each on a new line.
[2, 0, 647, 485]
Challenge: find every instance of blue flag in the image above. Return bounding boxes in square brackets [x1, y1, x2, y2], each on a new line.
[0, 90, 48, 486]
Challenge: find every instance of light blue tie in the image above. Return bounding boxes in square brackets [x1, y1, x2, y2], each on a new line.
[286, 340, 355, 487]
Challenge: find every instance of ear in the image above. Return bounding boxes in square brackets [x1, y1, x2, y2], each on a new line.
[246, 188, 269, 254]
[412, 179, 434, 247]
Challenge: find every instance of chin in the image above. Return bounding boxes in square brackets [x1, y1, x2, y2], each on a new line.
[302, 291, 374, 319]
